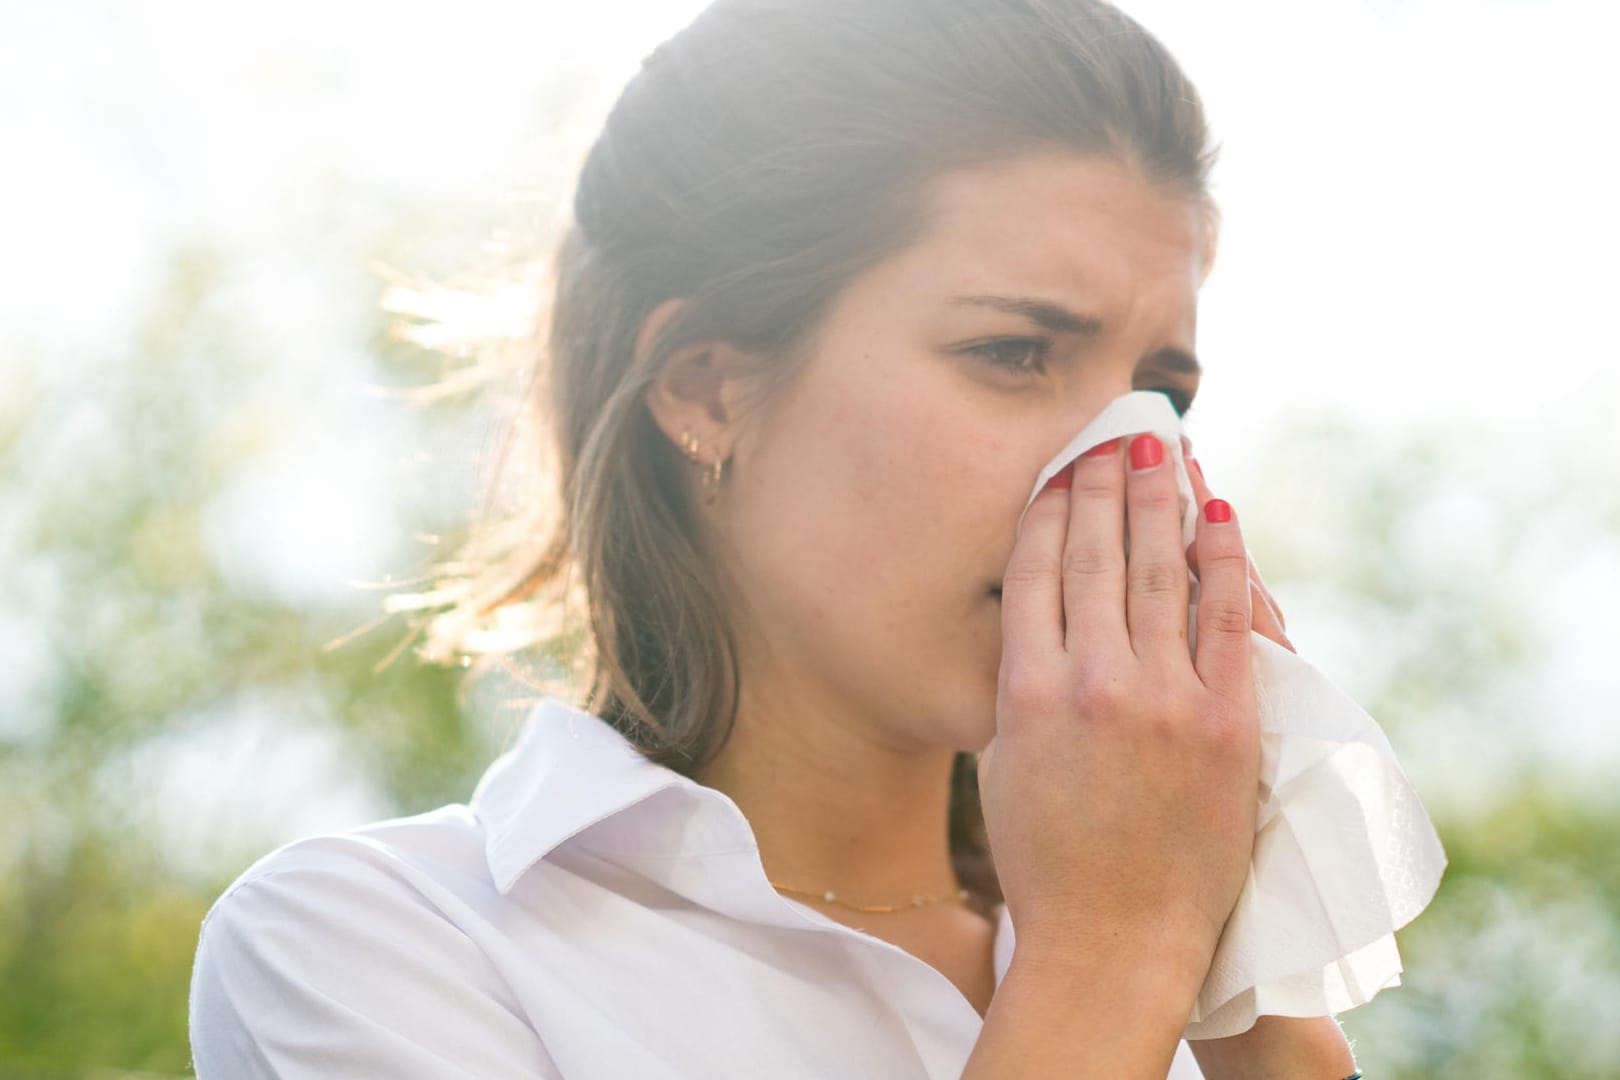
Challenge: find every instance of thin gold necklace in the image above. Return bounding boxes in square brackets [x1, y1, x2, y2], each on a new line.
[769, 879, 972, 914]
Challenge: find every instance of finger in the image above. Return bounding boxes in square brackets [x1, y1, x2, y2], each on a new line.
[1181, 441, 1287, 632]
[1186, 534, 1288, 630]
[1248, 557, 1286, 631]
[1181, 438, 1216, 537]
[1250, 580, 1295, 652]
[1060, 436, 1129, 658]
[1002, 473, 1072, 662]
[1191, 496, 1254, 697]
[1122, 433, 1190, 659]
[1182, 440, 1213, 584]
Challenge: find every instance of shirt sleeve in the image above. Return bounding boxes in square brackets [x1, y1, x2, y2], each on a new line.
[189, 846, 564, 1079]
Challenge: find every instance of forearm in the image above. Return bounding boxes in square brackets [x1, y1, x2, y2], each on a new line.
[1190, 1015, 1357, 1080]
[961, 950, 1198, 1079]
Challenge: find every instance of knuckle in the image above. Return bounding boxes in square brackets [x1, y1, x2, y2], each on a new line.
[1131, 684, 1199, 743]
[1069, 470, 1118, 501]
[1200, 546, 1249, 573]
[1073, 670, 1129, 714]
[1200, 598, 1252, 636]
[1022, 493, 1069, 523]
[1127, 480, 1179, 509]
[1128, 562, 1186, 597]
[1000, 558, 1055, 590]
[999, 664, 1063, 716]
[1062, 544, 1119, 579]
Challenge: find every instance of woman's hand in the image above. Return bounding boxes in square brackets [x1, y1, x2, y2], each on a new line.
[1172, 437, 1357, 1077]
[1179, 435, 1294, 654]
[979, 431, 1262, 1015]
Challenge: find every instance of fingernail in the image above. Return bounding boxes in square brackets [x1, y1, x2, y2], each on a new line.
[1043, 464, 1073, 491]
[1082, 437, 1122, 459]
[1204, 498, 1232, 524]
[1128, 433, 1163, 471]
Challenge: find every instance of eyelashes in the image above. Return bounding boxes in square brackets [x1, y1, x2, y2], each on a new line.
[962, 335, 1054, 374]
[960, 336, 1197, 417]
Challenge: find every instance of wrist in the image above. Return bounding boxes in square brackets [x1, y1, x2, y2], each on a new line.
[1004, 931, 1209, 1040]
[964, 949, 1195, 1079]
[1008, 918, 1212, 1015]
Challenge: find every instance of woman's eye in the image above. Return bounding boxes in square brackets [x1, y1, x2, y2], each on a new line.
[961, 339, 1195, 417]
[963, 336, 1052, 374]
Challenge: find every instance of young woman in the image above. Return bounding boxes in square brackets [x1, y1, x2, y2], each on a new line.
[191, 1, 1362, 1076]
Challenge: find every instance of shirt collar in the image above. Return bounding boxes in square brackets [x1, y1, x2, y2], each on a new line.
[471, 696, 760, 895]
[470, 696, 1019, 993]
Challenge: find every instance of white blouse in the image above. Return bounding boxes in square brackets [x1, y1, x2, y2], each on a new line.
[189, 696, 1207, 1078]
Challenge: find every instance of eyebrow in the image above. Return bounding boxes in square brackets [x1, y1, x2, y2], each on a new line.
[946, 293, 1203, 377]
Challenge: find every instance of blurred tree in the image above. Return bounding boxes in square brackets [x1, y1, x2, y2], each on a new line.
[4, 222, 1617, 1080]
[0, 241, 487, 1077]
[1235, 411, 1620, 1080]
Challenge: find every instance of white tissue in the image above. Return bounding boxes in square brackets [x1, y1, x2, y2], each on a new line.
[1018, 391, 1447, 1040]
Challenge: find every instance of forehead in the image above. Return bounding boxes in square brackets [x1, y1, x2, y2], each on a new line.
[899, 151, 1209, 307]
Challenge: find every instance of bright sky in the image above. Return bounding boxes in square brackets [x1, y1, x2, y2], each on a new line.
[7, 0, 1614, 429]
[3, 0, 1617, 841]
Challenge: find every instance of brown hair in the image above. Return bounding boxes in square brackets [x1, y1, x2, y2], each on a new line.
[389, 0, 1220, 912]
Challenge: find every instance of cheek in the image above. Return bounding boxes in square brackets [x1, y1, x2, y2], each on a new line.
[838, 376, 1003, 565]
[735, 341, 1024, 658]
[806, 399, 953, 604]
[819, 422, 1016, 653]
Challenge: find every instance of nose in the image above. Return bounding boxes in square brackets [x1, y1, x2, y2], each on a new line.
[1056, 381, 1139, 445]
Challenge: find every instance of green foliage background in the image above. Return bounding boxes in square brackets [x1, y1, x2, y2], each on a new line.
[4, 5, 1619, 1077]
[7, 240, 1620, 1079]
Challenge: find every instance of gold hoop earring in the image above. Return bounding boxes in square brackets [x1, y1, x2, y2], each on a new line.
[705, 456, 725, 507]
[679, 427, 727, 507]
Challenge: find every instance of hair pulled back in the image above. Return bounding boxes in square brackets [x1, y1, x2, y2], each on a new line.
[399, 0, 1219, 910]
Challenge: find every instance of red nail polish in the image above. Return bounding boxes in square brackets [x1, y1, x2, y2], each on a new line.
[1204, 498, 1232, 524]
[1082, 437, 1122, 459]
[1044, 464, 1073, 491]
[1129, 434, 1163, 470]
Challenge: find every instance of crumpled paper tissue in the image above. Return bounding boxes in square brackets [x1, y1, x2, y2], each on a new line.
[1017, 390, 1448, 1040]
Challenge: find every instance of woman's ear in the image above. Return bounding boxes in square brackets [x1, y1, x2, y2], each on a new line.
[639, 298, 760, 464]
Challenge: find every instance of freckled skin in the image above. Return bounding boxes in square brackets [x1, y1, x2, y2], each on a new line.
[716, 152, 1205, 758]
[650, 152, 1207, 989]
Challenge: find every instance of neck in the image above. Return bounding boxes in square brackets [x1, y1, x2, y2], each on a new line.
[692, 679, 966, 912]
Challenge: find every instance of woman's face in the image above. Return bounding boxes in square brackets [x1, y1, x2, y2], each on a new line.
[716, 151, 1207, 754]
